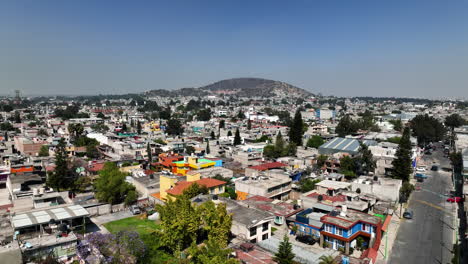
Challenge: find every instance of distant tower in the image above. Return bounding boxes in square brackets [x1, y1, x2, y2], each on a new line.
[14, 90, 21, 100]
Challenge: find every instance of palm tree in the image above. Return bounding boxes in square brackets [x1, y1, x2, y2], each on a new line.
[318, 255, 336, 264]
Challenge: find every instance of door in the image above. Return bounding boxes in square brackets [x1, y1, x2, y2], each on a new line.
[333, 239, 338, 250]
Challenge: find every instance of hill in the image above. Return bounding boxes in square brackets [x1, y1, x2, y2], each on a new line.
[144, 78, 313, 98]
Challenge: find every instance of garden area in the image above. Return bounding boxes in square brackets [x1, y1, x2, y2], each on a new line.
[103, 216, 161, 235]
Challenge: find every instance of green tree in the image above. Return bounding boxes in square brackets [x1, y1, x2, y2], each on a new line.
[94, 162, 137, 205]
[274, 132, 285, 156]
[233, 128, 241, 145]
[182, 183, 209, 199]
[274, 235, 295, 264]
[316, 155, 328, 169]
[137, 120, 142, 134]
[410, 114, 446, 146]
[247, 119, 252, 130]
[147, 143, 152, 162]
[289, 109, 304, 146]
[166, 119, 184, 136]
[38, 128, 49, 137]
[14, 111, 21, 123]
[263, 145, 276, 159]
[339, 155, 356, 179]
[227, 130, 232, 137]
[358, 143, 376, 174]
[306, 135, 324, 148]
[47, 138, 69, 191]
[206, 140, 211, 155]
[68, 123, 84, 142]
[445, 113, 466, 131]
[198, 201, 232, 247]
[391, 127, 413, 182]
[387, 136, 401, 144]
[210, 131, 216, 140]
[38, 145, 49, 157]
[197, 109, 212, 121]
[156, 197, 201, 252]
[299, 178, 321, 193]
[335, 115, 358, 137]
[389, 119, 403, 132]
[219, 119, 225, 129]
[189, 237, 238, 264]
[318, 255, 336, 264]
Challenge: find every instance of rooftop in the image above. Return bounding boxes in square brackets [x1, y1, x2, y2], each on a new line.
[166, 178, 226, 196]
[12, 205, 89, 229]
[248, 162, 287, 171]
[321, 208, 381, 229]
[315, 180, 351, 190]
[243, 196, 303, 217]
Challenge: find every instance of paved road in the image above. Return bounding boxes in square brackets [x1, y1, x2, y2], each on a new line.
[389, 149, 455, 264]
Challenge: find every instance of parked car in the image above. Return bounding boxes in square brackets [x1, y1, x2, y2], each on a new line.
[130, 205, 141, 215]
[416, 167, 426, 172]
[431, 165, 439, 171]
[447, 197, 463, 203]
[416, 177, 424, 183]
[403, 210, 413, 219]
[295, 235, 316, 245]
[415, 173, 427, 179]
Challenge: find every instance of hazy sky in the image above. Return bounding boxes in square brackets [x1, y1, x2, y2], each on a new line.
[1, 0, 468, 98]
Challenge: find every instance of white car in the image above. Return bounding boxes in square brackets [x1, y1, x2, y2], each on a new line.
[416, 167, 426, 172]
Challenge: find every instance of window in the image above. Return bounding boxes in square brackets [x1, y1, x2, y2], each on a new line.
[362, 223, 370, 232]
[325, 224, 333, 233]
[250, 238, 257, 243]
[250, 227, 257, 237]
[336, 227, 344, 236]
[262, 222, 269, 232]
[262, 233, 269, 240]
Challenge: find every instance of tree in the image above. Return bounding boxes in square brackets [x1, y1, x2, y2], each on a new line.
[210, 131, 216, 140]
[165, 119, 184, 136]
[274, 235, 295, 264]
[14, 111, 21, 123]
[38, 128, 49, 137]
[147, 143, 152, 162]
[306, 135, 324, 148]
[227, 130, 232, 137]
[339, 155, 356, 179]
[181, 182, 209, 199]
[188, 237, 238, 264]
[94, 162, 137, 205]
[197, 109, 212, 121]
[316, 155, 328, 169]
[68, 123, 84, 141]
[445, 113, 466, 131]
[247, 119, 252, 130]
[198, 201, 232, 246]
[289, 109, 304, 146]
[233, 128, 241, 145]
[391, 127, 413, 182]
[122, 122, 128, 132]
[97, 112, 106, 119]
[206, 141, 211, 155]
[389, 119, 403, 132]
[357, 143, 376, 174]
[47, 138, 69, 191]
[137, 120, 142, 134]
[38, 145, 49, 157]
[410, 114, 446, 146]
[219, 120, 225, 129]
[185, 145, 195, 155]
[335, 115, 358, 137]
[298, 178, 321, 193]
[237, 110, 245, 119]
[318, 255, 336, 264]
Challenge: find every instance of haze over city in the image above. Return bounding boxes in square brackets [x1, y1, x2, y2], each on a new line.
[1, 0, 468, 98]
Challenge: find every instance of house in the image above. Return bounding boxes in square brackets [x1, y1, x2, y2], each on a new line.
[351, 176, 402, 202]
[172, 156, 217, 176]
[318, 138, 377, 156]
[235, 172, 292, 201]
[13, 137, 47, 156]
[319, 206, 382, 255]
[241, 195, 303, 226]
[245, 162, 288, 177]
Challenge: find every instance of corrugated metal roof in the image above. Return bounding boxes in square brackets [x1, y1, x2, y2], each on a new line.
[319, 137, 377, 153]
[12, 205, 89, 229]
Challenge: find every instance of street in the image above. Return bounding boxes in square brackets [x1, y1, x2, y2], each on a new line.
[389, 149, 455, 264]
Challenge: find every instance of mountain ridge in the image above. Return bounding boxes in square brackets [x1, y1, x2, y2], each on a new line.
[144, 77, 313, 98]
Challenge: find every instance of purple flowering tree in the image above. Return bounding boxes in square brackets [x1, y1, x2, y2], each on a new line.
[76, 231, 146, 264]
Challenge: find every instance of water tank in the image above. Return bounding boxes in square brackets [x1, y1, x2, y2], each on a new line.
[32, 188, 38, 196]
[39, 188, 45, 194]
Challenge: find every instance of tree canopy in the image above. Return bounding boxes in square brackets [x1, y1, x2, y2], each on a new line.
[410, 114, 445, 146]
[306, 135, 324, 148]
[94, 162, 137, 205]
[391, 127, 413, 182]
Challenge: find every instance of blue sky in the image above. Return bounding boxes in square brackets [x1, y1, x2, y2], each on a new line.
[1, 0, 467, 98]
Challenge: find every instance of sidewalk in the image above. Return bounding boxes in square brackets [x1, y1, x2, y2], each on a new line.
[375, 213, 401, 264]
